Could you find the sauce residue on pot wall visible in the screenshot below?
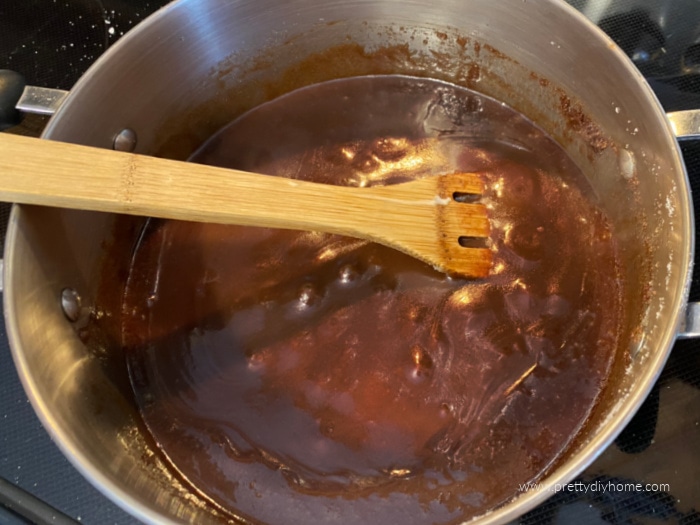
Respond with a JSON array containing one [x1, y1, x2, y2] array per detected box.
[[153, 28, 613, 167], [111, 76, 626, 525]]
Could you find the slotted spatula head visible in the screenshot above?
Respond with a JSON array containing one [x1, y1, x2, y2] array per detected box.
[[364, 171, 492, 279], [426, 172, 492, 278]]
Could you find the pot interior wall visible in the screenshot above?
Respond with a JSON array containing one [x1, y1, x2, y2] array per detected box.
[[5, 0, 690, 523]]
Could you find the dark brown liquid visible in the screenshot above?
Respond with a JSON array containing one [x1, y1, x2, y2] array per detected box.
[[121, 76, 623, 524]]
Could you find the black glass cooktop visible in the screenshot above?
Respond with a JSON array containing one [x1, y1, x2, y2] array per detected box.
[[0, 1, 699, 524]]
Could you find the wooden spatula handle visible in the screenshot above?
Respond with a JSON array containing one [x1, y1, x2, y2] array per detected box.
[[0, 133, 392, 233]]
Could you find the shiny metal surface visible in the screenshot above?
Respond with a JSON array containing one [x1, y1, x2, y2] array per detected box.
[[2, 0, 692, 524], [677, 302, 700, 339], [16, 86, 69, 115], [112, 128, 138, 152], [669, 110, 700, 140]]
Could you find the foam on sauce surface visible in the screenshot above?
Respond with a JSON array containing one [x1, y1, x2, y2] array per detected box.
[[120, 76, 624, 524]]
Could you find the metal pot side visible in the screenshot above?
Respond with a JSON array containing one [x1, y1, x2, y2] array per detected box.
[[3, 0, 692, 523]]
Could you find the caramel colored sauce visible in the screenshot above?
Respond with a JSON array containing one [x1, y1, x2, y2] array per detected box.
[[121, 76, 623, 524]]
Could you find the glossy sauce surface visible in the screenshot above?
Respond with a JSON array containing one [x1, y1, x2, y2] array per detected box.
[[121, 76, 624, 524]]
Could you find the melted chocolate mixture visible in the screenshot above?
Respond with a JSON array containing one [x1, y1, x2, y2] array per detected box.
[[121, 76, 624, 524]]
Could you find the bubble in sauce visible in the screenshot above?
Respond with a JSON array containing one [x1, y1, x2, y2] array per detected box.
[[146, 293, 158, 308], [297, 282, 322, 308], [338, 263, 360, 284], [407, 346, 435, 383]]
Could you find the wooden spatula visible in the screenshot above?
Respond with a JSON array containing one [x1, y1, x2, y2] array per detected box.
[[0, 133, 492, 278]]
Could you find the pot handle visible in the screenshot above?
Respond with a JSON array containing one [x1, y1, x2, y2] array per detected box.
[[678, 303, 700, 339], [668, 110, 700, 338], [0, 69, 69, 130], [668, 110, 700, 141]]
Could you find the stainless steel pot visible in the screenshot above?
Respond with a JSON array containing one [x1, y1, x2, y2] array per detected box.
[[3, 0, 699, 523]]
